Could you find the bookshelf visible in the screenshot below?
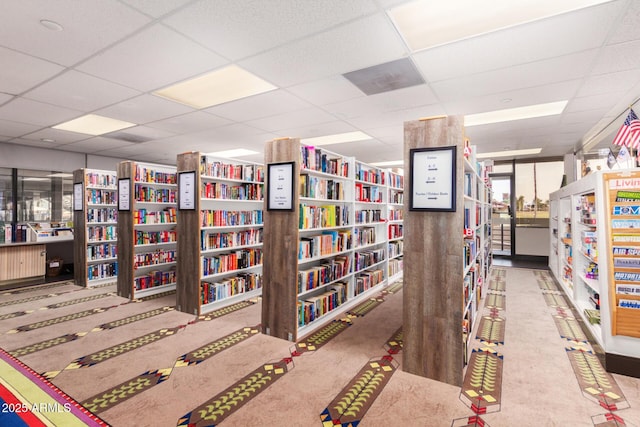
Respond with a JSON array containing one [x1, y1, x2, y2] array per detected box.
[[549, 170, 640, 377], [462, 143, 492, 365], [387, 170, 404, 285], [117, 161, 177, 300], [73, 168, 118, 288], [262, 138, 403, 342], [176, 152, 264, 315]]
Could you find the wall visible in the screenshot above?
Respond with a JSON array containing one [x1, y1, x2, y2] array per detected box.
[[515, 227, 549, 256], [0, 142, 125, 171]]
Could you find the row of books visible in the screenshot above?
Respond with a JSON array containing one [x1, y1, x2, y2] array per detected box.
[[201, 182, 263, 201], [298, 256, 350, 294], [88, 261, 118, 281], [134, 268, 176, 290], [389, 257, 403, 277], [298, 283, 346, 327], [299, 230, 351, 260], [354, 226, 376, 247], [135, 166, 176, 184], [354, 249, 385, 272], [134, 186, 177, 204], [464, 173, 473, 198], [355, 164, 384, 184], [134, 249, 176, 268], [200, 272, 263, 305], [389, 192, 404, 204], [0, 223, 12, 243], [389, 240, 403, 258], [134, 208, 177, 225], [464, 237, 480, 270], [299, 204, 349, 229], [135, 229, 177, 245], [389, 224, 403, 239], [463, 206, 481, 231], [87, 189, 117, 205], [355, 182, 383, 203], [87, 207, 117, 224], [355, 209, 382, 224], [200, 209, 263, 227], [300, 146, 350, 177], [200, 228, 263, 252], [87, 243, 117, 261], [200, 159, 264, 183], [299, 175, 346, 200], [388, 173, 403, 189], [88, 225, 117, 242], [86, 172, 116, 188], [581, 230, 597, 261], [202, 248, 263, 276], [389, 208, 403, 221], [354, 269, 384, 296]]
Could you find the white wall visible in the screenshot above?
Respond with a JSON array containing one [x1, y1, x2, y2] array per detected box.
[[515, 227, 550, 256], [0, 142, 125, 171]]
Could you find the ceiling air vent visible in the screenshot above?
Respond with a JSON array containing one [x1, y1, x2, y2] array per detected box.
[[104, 131, 152, 144], [342, 58, 425, 96]]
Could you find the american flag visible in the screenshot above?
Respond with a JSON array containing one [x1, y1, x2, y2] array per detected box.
[[612, 108, 640, 148]]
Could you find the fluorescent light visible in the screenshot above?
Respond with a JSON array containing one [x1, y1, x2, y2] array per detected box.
[[464, 101, 567, 127], [21, 177, 49, 182], [46, 173, 73, 178], [301, 131, 372, 147], [205, 148, 259, 158], [389, 0, 612, 52], [154, 65, 277, 109], [53, 114, 136, 135], [477, 148, 542, 159], [370, 160, 404, 167]]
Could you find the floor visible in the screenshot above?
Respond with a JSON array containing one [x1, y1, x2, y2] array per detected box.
[[0, 267, 639, 427]]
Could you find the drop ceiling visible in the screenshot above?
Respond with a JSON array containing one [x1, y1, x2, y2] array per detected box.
[[0, 0, 639, 166]]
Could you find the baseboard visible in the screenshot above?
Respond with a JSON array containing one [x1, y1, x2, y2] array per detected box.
[[605, 352, 640, 379]]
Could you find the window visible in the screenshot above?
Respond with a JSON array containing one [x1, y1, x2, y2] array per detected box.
[[514, 161, 564, 227], [16, 170, 73, 223], [0, 168, 12, 223]]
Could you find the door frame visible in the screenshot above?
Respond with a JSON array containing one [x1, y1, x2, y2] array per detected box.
[[490, 172, 515, 258]]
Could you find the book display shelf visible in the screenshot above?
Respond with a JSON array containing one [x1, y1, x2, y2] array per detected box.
[[549, 169, 640, 376], [387, 170, 404, 284], [176, 152, 264, 315], [73, 169, 118, 287], [262, 138, 404, 342], [462, 145, 492, 364], [117, 161, 177, 300]]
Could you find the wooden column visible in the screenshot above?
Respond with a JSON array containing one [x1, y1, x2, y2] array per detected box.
[[176, 152, 201, 315], [402, 117, 465, 386], [261, 138, 301, 341], [116, 161, 134, 299], [73, 169, 87, 287]]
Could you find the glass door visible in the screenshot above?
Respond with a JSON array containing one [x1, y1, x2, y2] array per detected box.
[[490, 174, 515, 257]]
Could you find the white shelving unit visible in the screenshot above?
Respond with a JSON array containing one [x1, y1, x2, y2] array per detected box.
[[73, 168, 118, 287]]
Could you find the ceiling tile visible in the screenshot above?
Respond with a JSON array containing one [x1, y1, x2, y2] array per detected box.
[[146, 111, 232, 134], [565, 91, 628, 113], [287, 76, 365, 106], [346, 104, 445, 129], [577, 69, 640, 97], [77, 24, 228, 92], [205, 90, 312, 122], [0, 119, 41, 138], [0, 47, 65, 95], [121, 0, 192, 18], [163, 0, 378, 60], [58, 136, 137, 153], [412, 1, 623, 82], [23, 70, 140, 112], [365, 124, 403, 140], [0, 1, 151, 66], [97, 94, 194, 125], [275, 121, 360, 140], [607, 0, 640, 44], [109, 125, 175, 141], [245, 108, 338, 133], [5, 138, 67, 149], [239, 13, 408, 87], [20, 128, 91, 144], [590, 39, 640, 75], [0, 94, 13, 106], [325, 84, 439, 120], [0, 98, 81, 127], [431, 50, 599, 101]]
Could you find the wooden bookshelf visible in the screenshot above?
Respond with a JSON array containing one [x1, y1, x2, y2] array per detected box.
[[117, 161, 177, 300], [176, 152, 264, 315], [73, 168, 118, 287]]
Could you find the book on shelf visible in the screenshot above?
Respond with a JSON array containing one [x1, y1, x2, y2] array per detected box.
[[200, 272, 263, 305], [298, 283, 347, 327], [297, 256, 350, 294], [299, 204, 349, 229], [201, 181, 263, 200], [200, 210, 263, 227], [300, 146, 349, 177]]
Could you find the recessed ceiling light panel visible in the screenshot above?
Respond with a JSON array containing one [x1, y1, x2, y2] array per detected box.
[[464, 101, 567, 127], [205, 148, 260, 158], [476, 148, 542, 158], [154, 65, 277, 109], [53, 114, 136, 136], [301, 131, 372, 147]]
